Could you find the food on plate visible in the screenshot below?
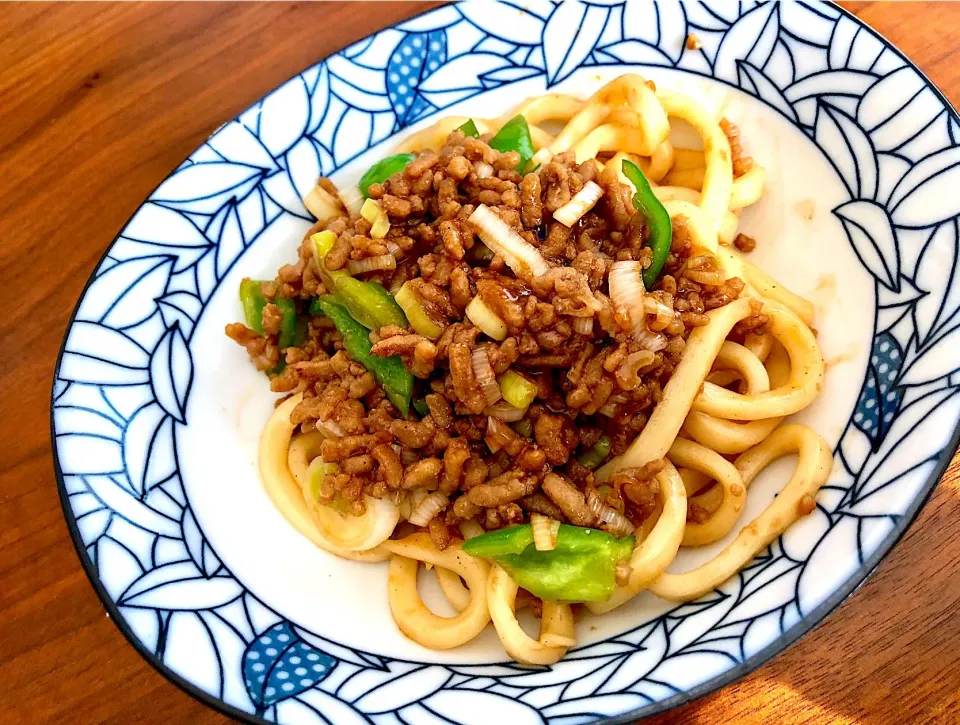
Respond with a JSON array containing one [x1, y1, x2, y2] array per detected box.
[[226, 74, 832, 664]]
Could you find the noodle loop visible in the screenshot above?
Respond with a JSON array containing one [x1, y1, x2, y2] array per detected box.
[[487, 564, 576, 665], [246, 74, 835, 663], [384, 534, 491, 650], [649, 425, 833, 601]]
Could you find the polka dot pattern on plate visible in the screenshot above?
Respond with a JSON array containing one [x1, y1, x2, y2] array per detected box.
[[241, 621, 336, 708], [854, 332, 903, 443], [387, 30, 446, 126]]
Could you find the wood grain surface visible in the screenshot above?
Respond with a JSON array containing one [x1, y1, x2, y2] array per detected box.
[[2, 2, 959, 723]]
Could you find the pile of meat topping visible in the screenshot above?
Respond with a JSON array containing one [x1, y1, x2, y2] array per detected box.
[[227, 129, 765, 550]]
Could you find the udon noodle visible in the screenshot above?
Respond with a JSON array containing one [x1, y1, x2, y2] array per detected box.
[[239, 74, 832, 664]]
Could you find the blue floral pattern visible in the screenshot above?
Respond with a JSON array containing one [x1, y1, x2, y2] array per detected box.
[[52, 2, 960, 723]]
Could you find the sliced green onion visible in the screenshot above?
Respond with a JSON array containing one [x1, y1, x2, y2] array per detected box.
[[303, 183, 342, 223], [339, 185, 365, 217], [498, 370, 537, 409], [311, 230, 349, 289], [531, 513, 561, 551], [346, 255, 396, 275], [465, 296, 507, 341], [469, 204, 549, 281], [239, 279, 267, 334], [395, 281, 445, 340], [307, 457, 349, 513], [307, 457, 339, 500], [578, 435, 612, 470], [553, 180, 603, 227]]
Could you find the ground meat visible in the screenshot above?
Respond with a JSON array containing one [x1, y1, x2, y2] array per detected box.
[[534, 412, 579, 465], [342, 454, 375, 475], [797, 493, 817, 516], [225, 323, 280, 371], [610, 461, 664, 524], [325, 232, 352, 271], [391, 418, 436, 448], [598, 166, 632, 232], [261, 304, 282, 336], [446, 154, 472, 181], [428, 516, 454, 550], [720, 118, 753, 178], [451, 471, 538, 520], [371, 444, 403, 489], [731, 298, 769, 338], [520, 173, 543, 229], [448, 339, 487, 415], [733, 233, 756, 253], [520, 493, 565, 521], [687, 499, 712, 524], [542, 473, 596, 526], [371, 332, 438, 378], [450, 267, 473, 311], [401, 458, 443, 489], [229, 122, 752, 535], [321, 433, 389, 463], [425, 393, 453, 429], [440, 437, 472, 494], [439, 220, 466, 261]]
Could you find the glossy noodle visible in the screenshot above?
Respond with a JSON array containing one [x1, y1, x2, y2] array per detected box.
[[240, 74, 833, 663]]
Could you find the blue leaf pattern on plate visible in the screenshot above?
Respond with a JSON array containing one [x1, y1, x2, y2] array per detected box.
[[244, 623, 335, 711], [50, 2, 960, 723], [387, 31, 446, 127], [854, 333, 904, 448]]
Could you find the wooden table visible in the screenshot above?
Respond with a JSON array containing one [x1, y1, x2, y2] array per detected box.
[[2, 2, 959, 723]]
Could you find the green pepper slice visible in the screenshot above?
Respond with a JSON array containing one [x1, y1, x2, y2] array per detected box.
[[239, 279, 268, 334], [622, 159, 673, 289], [512, 419, 533, 438], [275, 298, 297, 349], [359, 153, 416, 198], [462, 523, 635, 601], [412, 397, 430, 417], [293, 315, 309, 347], [333, 277, 408, 330], [310, 231, 407, 330], [577, 435, 611, 470], [312, 295, 413, 417], [489, 115, 535, 171], [457, 119, 480, 138]]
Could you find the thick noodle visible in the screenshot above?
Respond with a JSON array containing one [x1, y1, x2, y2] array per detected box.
[[259, 395, 392, 561], [586, 460, 688, 615], [383, 533, 491, 650], [683, 341, 789, 454], [252, 74, 834, 662], [649, 424, 833, 601], [667, 437, 747, 547]]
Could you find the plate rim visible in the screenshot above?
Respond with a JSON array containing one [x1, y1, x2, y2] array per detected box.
[[48, 2, 960, 723]]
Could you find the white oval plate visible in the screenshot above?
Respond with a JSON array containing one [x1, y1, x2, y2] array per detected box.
[[52, 2, 960, 723]]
